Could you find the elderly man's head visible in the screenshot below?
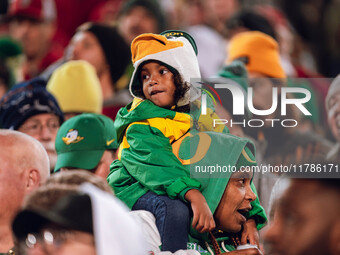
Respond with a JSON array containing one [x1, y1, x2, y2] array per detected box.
[[264, 177, 340, 255], [0, 78, 64, 171], [0, 130, 50, 213], [0, 130, 49, 252]]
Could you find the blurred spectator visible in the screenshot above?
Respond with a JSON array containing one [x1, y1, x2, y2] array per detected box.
[[69, 23, 131, 118], [6, 0, 63, 80], [0, 0, 9, 35], [89, 0, 123, 24], [12, 184, 148, 255], [0, 60, 11, 99], [54, 113, 118, 179], [323, 0, 340, 77], [253, 5, 296, 77], [264, 177, 340, 255], [174, 0, 226, 78], [253, 5, 329, 131], [0, 36, 22, 93], [47, 60, 103, 120], [226, 31, 332, 166], [116, 0, 166, 45], [226, 9, 277, 41], [278, 0, 337, 77], [326, 74, 340, 161], [207, 60, 249, 137], [226, 8, 324, 131], [52, 0, 111, 47], [0, 130, 49, 254], [204, 0, 240, 36], [0, 78, 64, 172]]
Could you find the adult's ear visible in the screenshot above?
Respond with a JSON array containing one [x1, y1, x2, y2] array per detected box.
[[94, 162, 110, 179], [25, 169, 41, 193], [329, 220, 340, 255]]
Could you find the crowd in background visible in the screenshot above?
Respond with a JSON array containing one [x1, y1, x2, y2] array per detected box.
[[0, 0, 340, 255]]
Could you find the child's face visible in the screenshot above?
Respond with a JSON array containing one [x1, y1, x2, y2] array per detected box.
[[141, 62, 176, 108]]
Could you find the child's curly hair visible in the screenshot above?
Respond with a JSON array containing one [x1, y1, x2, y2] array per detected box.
[[172, 70, 190, 113]]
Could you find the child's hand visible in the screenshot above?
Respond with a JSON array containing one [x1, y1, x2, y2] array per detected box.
[[184, 189, 215, 233], [241, 218, 259, 247]]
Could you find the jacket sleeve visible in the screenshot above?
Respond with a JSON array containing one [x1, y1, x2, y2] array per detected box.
[[107, 159, 148, 209], [120, 122, 201, 201]]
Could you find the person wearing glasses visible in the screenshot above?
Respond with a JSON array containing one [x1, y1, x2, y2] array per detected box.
[[0, 77, 64, 172]]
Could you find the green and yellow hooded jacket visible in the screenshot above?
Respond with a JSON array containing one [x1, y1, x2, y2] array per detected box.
[[107, 97, 267, 221], [107, 32, 266, 253], [179, 130, 266, 254]]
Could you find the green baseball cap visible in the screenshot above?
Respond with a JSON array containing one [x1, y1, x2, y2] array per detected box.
[[54, 113, 118, 172]]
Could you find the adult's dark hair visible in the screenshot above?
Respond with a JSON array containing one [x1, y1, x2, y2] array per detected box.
[[76, 23, 131, 87], [227, 10, 277, 40], [0, 60, 10, 90], [118, 0, 166, 32]]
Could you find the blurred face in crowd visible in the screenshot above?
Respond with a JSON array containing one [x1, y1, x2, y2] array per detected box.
[[248, 72, 286, 126], [118, 6, 159, 44], [248, 72, 276, 114], [8, 18, 55, 60], [18, 113, 60, 171], [214, 171, 256, 233], [22, 228, 96, 255], [264, 179, 340, 255], [327, 92, 340, 142], [70, 31, 108, 78]]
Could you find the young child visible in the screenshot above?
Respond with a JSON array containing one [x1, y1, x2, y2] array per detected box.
[[108, 31, 265, 252]]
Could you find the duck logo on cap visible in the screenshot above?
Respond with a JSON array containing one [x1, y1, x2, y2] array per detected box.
[[62, 129, 84, 145]]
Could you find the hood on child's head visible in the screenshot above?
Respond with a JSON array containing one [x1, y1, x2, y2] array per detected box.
[[129, 30, 201, 107]]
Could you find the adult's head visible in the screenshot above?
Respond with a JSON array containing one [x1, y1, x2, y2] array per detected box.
[[69, 22, 130, 97], [326, 74, 340, 143], [0, 130, 49, 252], [226, 10, 277, 40], [6, 0, 57, 61], [227, 31, 285, 79], [177, 131, 266, 252], [47, 60, 103, 120], [13, 184, 148, 255], [227, 31, 289, 126], [117, 0, 166, 44], [0, 77, 64, 171], [54, 113, 118, 179], [264, 178, 340, 255]]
